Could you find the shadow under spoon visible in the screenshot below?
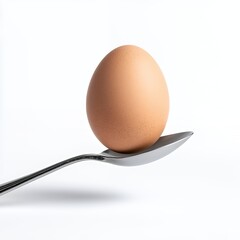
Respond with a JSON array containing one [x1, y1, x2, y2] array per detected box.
[[0, 131, 193, 196]]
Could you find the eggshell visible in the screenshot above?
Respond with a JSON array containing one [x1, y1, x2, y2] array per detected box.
[[86, 45, 169, 153]]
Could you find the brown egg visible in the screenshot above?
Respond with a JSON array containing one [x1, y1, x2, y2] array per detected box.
[[86, 45, 169, 153]]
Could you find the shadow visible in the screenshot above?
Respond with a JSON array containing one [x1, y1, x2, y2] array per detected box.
[[0, 186, 130, 207]]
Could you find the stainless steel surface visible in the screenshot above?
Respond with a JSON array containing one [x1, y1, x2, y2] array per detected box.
[[0, 131, 193, 196]]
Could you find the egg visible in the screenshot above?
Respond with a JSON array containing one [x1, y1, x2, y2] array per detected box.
[[86, 45, 169, 153]]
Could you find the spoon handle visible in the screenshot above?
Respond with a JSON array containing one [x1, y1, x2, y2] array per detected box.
[[0, 154, 104, 196]]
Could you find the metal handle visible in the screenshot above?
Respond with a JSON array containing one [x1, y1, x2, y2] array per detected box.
[[0, 154, 104, 196]]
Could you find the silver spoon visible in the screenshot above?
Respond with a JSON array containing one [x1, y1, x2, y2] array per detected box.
[[0, 131, 193, 196]]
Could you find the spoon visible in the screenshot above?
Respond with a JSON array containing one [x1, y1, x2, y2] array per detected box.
[[0, 131, 193, 196]]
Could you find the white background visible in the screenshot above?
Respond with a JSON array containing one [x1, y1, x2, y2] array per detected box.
[[1, 0, 240, 239]]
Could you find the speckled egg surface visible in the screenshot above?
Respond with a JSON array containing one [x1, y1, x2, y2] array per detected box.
[[86, 45, 169, 153]]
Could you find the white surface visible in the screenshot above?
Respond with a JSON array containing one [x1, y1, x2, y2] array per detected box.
[[0, 0, 240, 239]]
